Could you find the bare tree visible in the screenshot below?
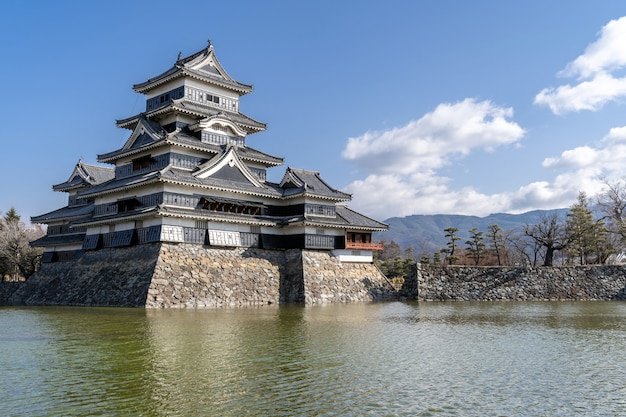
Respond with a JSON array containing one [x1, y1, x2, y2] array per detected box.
[[0, 208, 44, 280], [506, 228, 543, 267], [597, 178, 626, 247], [524, 212, 570, 267]]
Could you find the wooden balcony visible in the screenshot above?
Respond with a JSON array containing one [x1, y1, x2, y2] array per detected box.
[[345, 241, 385, 251]]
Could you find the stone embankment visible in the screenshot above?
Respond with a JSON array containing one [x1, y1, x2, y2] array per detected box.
[[4, 244, 626, 307], [404, 264, 626, 301], [301, 250, 396, 304], [1, 243, 393, 307]]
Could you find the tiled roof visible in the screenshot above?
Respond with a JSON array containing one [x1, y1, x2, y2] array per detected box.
[[132, 42, 253, 95], [31, 204, 94, 223], [30, 233, 85, 247], [115, 99, 266, 132], [53, 161, 114, 191], [73, 206, 159, 227], [300, 206, 387, 231], [161, 168, 282, 198], [280, 167, 351, 201], [77, 170, 160, 198], [335, 205, 388, 230], [83, 164, 116, 184]]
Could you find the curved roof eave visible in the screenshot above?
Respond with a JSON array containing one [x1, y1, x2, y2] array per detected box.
[[132, 67, 253, 95], [160, 177, 282, 200], [158, 206, 277, 227], [78, 176, 161, 199], [280, 192, 351, 202], [97, 139, 168, 163], [116, 104, 266, 133], [75, 207, 160, 227]]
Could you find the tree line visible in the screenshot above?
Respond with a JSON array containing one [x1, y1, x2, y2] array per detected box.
[[0, 208, 44, 281], [376, 180, 626, 277]]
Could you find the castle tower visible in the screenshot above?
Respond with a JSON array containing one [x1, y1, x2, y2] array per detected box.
[[32, 41, 387, 264]]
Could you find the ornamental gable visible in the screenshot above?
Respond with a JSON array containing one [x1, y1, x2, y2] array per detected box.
[[122, 118, 166, 152], [194, 147, 264, 188]]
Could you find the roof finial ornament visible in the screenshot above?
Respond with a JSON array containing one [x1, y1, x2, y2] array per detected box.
[[207, 38, 212, 48], [177, 51, 181, 61]]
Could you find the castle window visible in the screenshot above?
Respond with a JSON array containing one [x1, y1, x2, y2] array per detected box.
[[305, 204, 335, 217], [132, 155, 152, 171], [117, 198, 139, 213]]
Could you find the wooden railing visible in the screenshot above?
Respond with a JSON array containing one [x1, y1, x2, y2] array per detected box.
[[345, 242, 384, 251]]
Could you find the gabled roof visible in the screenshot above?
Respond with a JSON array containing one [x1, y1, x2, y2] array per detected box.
[[120, 117, 166, 152], [52, 160, 114, 192], [279, 167, 351, 201], [194, 146, 264, 187], [132, 41, 253, 95]]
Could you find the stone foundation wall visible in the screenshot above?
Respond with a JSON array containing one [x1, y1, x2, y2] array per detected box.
[[11, 245, 624, 307], [147, 245, 285, 308], [1, 244, 394, 307], [408, 264, 626, 301], [6, 244, 160, 306], [301, 250, 395, 304]]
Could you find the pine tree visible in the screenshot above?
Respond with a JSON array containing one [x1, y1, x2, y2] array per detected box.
[[566, 192, 599, 265], [443, 227, 460, 265], [487, 224, 505, 265], [465, 228, 485, 265]]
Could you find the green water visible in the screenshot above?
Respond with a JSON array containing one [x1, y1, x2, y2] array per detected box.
[[1, 302, 624, 416]]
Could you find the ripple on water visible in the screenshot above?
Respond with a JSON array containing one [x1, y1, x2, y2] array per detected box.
[[0, 302, 625, 416]]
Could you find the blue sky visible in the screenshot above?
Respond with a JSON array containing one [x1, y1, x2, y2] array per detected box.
[[2, 1, 626, 223]]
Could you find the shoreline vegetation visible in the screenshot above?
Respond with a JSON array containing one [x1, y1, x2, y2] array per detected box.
[[0, 208, 44, 282]]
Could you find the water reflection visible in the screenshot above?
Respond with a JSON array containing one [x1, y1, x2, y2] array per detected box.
[[0, 302, 625, 416]]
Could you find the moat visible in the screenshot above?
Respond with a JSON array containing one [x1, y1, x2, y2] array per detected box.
[[1, 301, 624, 416]]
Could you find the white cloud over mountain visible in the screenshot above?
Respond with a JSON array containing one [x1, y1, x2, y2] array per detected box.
[[535, 16, 626, 115], [342, 16, 626, 220]]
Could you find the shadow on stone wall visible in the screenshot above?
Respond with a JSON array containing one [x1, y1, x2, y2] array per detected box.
[[5, 244, 160, 307]]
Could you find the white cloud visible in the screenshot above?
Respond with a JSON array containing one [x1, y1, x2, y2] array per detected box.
[[342, 98, 524, 176], [542, 146, 598, 169], [342, 99, 626, 219], [535, 16, 626, 115]]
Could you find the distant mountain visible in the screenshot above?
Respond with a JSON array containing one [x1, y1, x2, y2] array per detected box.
[[374, 209, 569, 254]]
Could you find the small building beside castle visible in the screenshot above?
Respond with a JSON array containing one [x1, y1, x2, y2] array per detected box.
[[22, 41, 392, 307]]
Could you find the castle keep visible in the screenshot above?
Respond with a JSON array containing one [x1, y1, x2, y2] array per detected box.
[[24, 41, 392, 307]]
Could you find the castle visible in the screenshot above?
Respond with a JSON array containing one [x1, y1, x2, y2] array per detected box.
[[24, 41, 392, 307], [32, 40, 387, 263]]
